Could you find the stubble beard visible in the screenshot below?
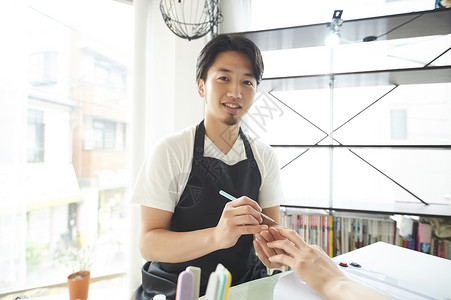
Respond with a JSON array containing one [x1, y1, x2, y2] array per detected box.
[[222, 115, 239, 126]]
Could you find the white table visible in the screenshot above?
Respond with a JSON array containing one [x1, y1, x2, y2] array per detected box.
[[332, 241, 451, 299], [205, 242, 451, 300]]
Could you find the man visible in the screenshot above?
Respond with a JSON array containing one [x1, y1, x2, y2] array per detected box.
[[131, 34, 283, 299]]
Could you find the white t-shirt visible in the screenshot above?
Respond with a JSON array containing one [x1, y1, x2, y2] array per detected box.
[[130, 124, 283, 212]]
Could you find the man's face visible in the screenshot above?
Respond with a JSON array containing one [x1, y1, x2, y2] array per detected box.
[[198, 51, 257, 127]]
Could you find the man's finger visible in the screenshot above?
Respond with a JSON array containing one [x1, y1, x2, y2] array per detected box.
[[233, 205, 263, 223], [238, 224, 268, 235], [253, 239, 271, 266], [230, 196, 262, 212], [255, 232, 277, 259]]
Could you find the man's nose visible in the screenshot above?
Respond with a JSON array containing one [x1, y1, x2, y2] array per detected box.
[[227, 82, 242, 99]]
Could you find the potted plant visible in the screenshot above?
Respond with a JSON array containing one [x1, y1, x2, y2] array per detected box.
[[55, 233, 94, 300], [66, 246, 93, 300]]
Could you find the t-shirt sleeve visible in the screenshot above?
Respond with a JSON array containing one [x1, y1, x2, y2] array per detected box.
[[257, 144, 285, 209], [129, 139, 184, 213]]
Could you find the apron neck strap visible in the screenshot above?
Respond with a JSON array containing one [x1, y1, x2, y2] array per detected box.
[[193, 120, 255, 161]]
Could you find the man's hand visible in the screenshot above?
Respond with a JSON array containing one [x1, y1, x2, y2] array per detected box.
[[214, 196, 268, 249]]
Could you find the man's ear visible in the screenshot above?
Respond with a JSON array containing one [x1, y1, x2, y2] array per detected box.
[[197, 79, 205, 97]]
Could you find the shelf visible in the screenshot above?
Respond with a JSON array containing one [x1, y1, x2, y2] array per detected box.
[[241, 9, 451, 51], [259, 66, 451, 91], [259, 65, 451, 91], [241, 9, 451, 92], [281, 202, 451, 218], [270, 145, 451, 149]]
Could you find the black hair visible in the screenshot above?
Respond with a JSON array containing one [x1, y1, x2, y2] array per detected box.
[[196, 34, 264, 85]]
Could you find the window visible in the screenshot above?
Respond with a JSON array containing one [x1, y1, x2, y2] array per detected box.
[[27, 109, 45, 162], [391, 109, 407, 139], [84, 118, 125, 151], [93, 54, 127, 88], [0, 0, 133, 295], [28, 51, 58, 86], [241, 2, 451, 209]]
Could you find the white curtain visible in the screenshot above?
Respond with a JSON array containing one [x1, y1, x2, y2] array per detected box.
[[129, 0, 206, 293]]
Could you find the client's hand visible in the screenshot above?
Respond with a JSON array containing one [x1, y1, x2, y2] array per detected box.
[[264, 228, 392, 300], [254, 226, 287, 269], [265, 227, 344, 296]]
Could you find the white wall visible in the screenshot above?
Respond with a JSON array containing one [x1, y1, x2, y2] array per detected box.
[[173, 36, 206, 131], [145, 1, 205, 145]]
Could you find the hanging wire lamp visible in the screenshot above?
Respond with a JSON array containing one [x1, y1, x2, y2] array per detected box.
[[160, 0, 223, 41]]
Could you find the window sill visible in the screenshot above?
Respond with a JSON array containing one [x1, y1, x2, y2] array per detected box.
[[1, 272, 128, 300]]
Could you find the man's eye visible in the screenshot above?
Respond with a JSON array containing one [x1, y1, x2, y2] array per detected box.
[[243, 80, 254, 86], [218, 76, 229, 81]]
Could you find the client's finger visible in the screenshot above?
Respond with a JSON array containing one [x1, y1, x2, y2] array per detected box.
[[277, 228, 308, 249], [268, 253, 294, 268], [267, 239, 299, 258], [268, 227, 288, 255]]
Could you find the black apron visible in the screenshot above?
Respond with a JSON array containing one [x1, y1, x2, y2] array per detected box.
[[135, 120, 267, 300]]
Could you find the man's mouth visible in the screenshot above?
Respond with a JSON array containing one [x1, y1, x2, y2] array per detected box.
[[223, 103, 241, 114], [224, 103, 240, 109]]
